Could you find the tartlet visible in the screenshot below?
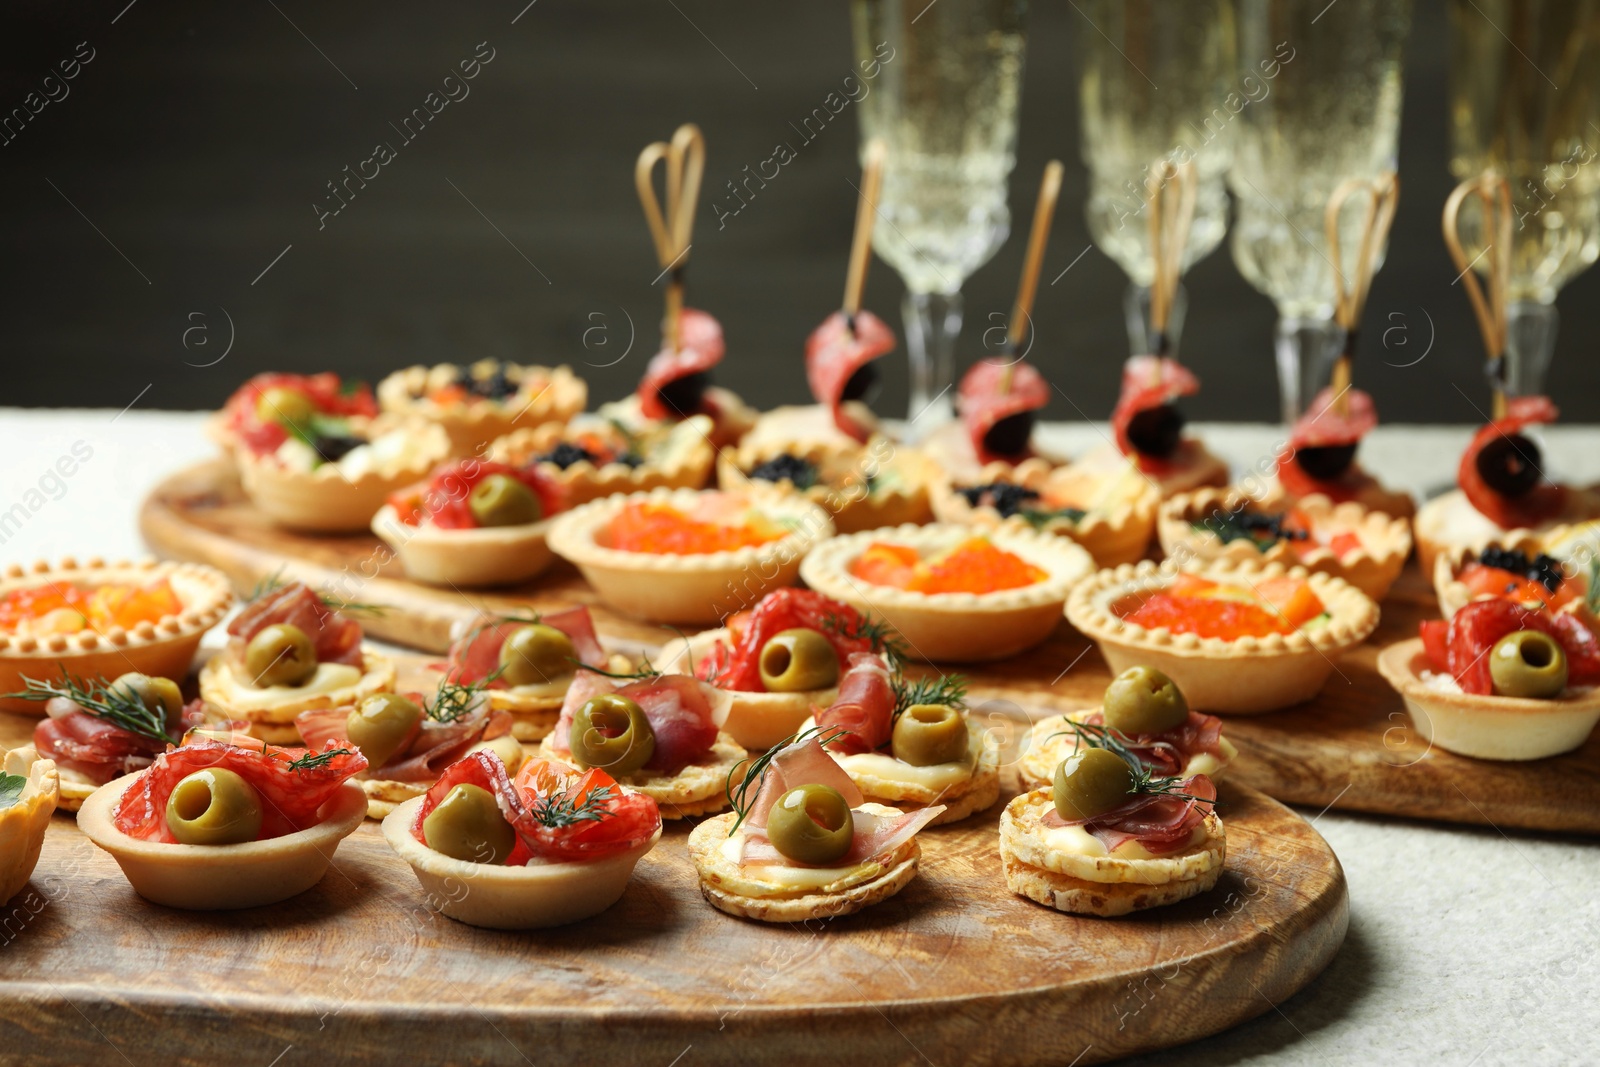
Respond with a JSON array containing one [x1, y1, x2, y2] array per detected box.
[[1430, 533, 1589, 621], [1157, 488, 1412, 601], [1065, 559, 1380, 714], [0, 757, 58, 904], [488, 414, 716, 508], [718, 432, 933, 534], [547, 487, 835, 625], [377, 361, 587, 457], [799, 523, 1095, 663], [0, 558, 233, 714]]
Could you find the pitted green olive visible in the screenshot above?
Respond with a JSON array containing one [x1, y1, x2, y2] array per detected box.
[[1052, 748, 1136, 823], [468, 474, 541, 528], [345, 693, 424, 769], [891, 703, 969, 766], [1102, 665, 1189, 735], [165, 768, 264, 845], [758, 628, 840, 692], [766, 784, 854, 865], [244, 623, 318, 688], [1489, 629, 1568, 700], [256, 386, 314, 427], [569, 694, 655, 775], [421, 783, 517, 865], [497, 623, 576, 688], [111, 672, 183, 728]]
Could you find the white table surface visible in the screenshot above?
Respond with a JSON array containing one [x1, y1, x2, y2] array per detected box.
[[3, 408, 1598, 1067]]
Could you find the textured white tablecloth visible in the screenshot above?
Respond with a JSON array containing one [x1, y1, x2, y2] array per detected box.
[[2, 408, 1597, 1067]]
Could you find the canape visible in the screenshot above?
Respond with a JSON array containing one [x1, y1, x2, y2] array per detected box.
[[658, 588, 899, 751], [376, 360, 586, 457], [0, 757, 58, 904], [1263, 386, 1415, 518], [1019, 666, 1236, 791], [919, 357, 1066, 480], [198, 580, 395, 744], [537, 668, 744, 819], [438, 606, 634, 741], [548, 487, 834, 625], [77, 738, 368, 909], [1073, 356, 1229, 499], [385, 752, 660, 929], [373, 457, 568, 588], [687, 732, 944, 923], [488, 413, 716, 508], [718, 430, 933, 535], [597, 308, 757, 450], [1000, 746, 1223, 917], [0, 558, 232, 714], [1378, 598, 1600, 760], [1066, 559, 1379, 714], [1158, 488, 1411, 601], [208, 371, 379, 459], [803, 657, 1000, 826], [1431, 534, 1595, 621], [799, 523, 1094, 663], [930, 456, 1160, 568]]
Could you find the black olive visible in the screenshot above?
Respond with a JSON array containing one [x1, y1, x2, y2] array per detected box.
[[1125, 404, 1185, 458], [955, 481, 1040, 519], [655, 370, 711, 418], [464, 361, 518, 400], [981, 411, 1035, 460], [1478, 546, 1565, 592], [616, 452, 645, 468], [1292, 443, 1358, 480], [748, 454, 818, 490], [839, 361, 881, 405], [1474, 433, 1543, 498], [536, 442, 600, 470], [312, 434, 364, 463]]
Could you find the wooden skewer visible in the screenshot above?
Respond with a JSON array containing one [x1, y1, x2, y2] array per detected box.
[[1324, 170, 1400, 407], [1145, 158, 1198, 359], [1006, 160, 1065, 352], [843, 139, 886, 322], [634, 123, 706, 353], [1443, 172, 1514, 419]]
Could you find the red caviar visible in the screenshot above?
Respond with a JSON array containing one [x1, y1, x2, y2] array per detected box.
[[607, 502, 785, 555], [850, 537, 1047, 595], [0, 579, 182, 636], [1118, 574, 1326, 639]]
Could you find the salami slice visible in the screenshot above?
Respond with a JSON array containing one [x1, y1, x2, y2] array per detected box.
[[958, 357, 1050, 465], [1458, 395, 1566, 529], [1110, 355, 1199, 467], [805, 310, 896, 442], [637, 308, 727, 421]]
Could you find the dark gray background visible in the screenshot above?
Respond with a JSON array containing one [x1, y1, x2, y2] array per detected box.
[[3, 0, 1597, 423]]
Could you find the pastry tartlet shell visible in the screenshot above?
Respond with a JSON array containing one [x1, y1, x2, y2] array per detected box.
[[718, 435, 933, 535], [0, 755, 58, 904], [371, 504, 557, 589], [377, 362, 587, 457], [5, 744, 91, 812], [1413, 487, 1600, 577], [489, 415, 716, 508], [1430, 531, 1552, 620]]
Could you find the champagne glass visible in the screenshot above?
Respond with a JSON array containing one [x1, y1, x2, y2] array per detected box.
[[1075, 0, 1237, 358], [1229, 0, 1411, 424], [1449, 0, 1600, 398], [851, 0, 1028, 432]]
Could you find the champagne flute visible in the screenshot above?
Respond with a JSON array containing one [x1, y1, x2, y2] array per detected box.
[[850, 0, 1028, 432], [1075, 0, 1237, 358], [1229, 0, 1411, 424], [1449, 0, 1600, 398]]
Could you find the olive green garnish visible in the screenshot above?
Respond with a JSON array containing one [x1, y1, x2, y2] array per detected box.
[[109, 672, 184, 728], [497, 623, 577, 688], [256, 386, 314, 427], [468, 474, 542, 528], [758, 628, 841, 692], [569, 693, 655, 775], [165, 768, 265, 845], [765, 783, 854, 865], [1052, 748, 1135, 823], [244, 623, 318, 688], [891, 703, 969, 766], [421, 783, 517, 864], [345, 693, 424, 768], [1101, 665, 1189, 735], [1489, 630, 1568, 700]]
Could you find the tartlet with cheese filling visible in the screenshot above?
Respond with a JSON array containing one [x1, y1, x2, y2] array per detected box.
[[377, 360, 586, 458], [488, 413, 716, 508]]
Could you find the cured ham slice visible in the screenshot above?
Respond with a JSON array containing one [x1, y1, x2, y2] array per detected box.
[[740, 736, 865, 831], [1420, 599, 1600, 696], [1077, 710, 1225, 778], [637, 308, 727, 421], [112, 739, 367, 842], [1041, 774, 1216, 856], [805, 310, 896, 443], [33, 695, 209, 787], [549, 673, 728, 775], [697, 589, 878, 693], [443, 606, 608, 687], [228, 582, 363, 667], [294, 692, 513, 784], [959, 358, 1050, 465], [1457, 395, 1566, 530], [1110, 355, 1200, 469], [221, 372, 378, 456], [815, 652, 895, 755], [741, 805, 944, 867]]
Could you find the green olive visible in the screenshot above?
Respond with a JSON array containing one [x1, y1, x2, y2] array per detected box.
[[758, 628, 841, 692], [1052, 748, 1136, 823], [256, 386, 314, 427], [1101, 665, 1190, 734], [766, 784, 854, 865], [468, 474, 541, 527], [1489, 629, 1568, 700], [165, 768, 264, 845], [497, 624, 576, 687], [421, 783, 517, 865], [569, 694, 655, 775], [110, 672, 183, 729], [892, 703, 970, 766], [244, 623, 318, 688], [345, 693, 424, 768]]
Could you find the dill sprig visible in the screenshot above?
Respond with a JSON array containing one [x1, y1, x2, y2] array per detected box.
[[575, 658, 660, 681], [821, 611, 907, 670], [246, 568, 387, 617], [427, 667, 501, 723], [1020, 505, 1086, 529], [1047, 720, 1211, 804], [724, 724, 848, 836], [288, 746, 353, 771], [0, 772, 28, 810], [891, 672, 967, 720], [7, 673, 170, 744], [526, 782, 616, 829]]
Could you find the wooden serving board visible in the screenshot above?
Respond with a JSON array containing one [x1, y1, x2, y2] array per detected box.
[[139, 459, 1600, 834]]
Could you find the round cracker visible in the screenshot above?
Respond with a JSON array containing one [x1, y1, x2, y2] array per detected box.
[[1000, 848, 1223, 917], [1001, 789, 1225, 885]]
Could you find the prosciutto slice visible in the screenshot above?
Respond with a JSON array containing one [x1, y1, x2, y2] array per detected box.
[[637, 308, 727, 421], [958, 357, 1050, 465], [815, 653, 895, 755], [805, 310, 896, 443], [443, 606, 608, 688], [1457, 395, 1566, 530], [294, 691, 513, 784], [1076, 710, 1225, 778], [228, 582, 363, 667], [1041, 774, 1216, 856], [697, 589, 877, 693], [549, 673, 728, 775], [1276, 387, 1380, 502], [33, 696, 209, 787], [1110, 355, 1200, 468]]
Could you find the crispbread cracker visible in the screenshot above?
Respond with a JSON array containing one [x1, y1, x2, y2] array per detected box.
[[1000, 850, 1222, 917]]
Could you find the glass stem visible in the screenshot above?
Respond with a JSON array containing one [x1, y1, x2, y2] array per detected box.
[[1502, 301, 1559, 398], [1124, 282, 1188, 358], [1273, 317, 1346, 425], [902, 289, 963, 436]]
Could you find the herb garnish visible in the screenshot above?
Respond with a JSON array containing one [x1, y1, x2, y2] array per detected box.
[[821, 611, 907, 670], [288, 747, 354, 771], [6, 674, 170, 745], [427, 668, 501, 723], [1047, 719, 1210, 804], [574, 659, 660, 681], [247, 569, 388, 617], [1195, 504, 1306, 550], [724, 725, 848, 835], [891, 672, 967, 720], [526, 782, 616, 828], [0, 772, 28, 810]]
